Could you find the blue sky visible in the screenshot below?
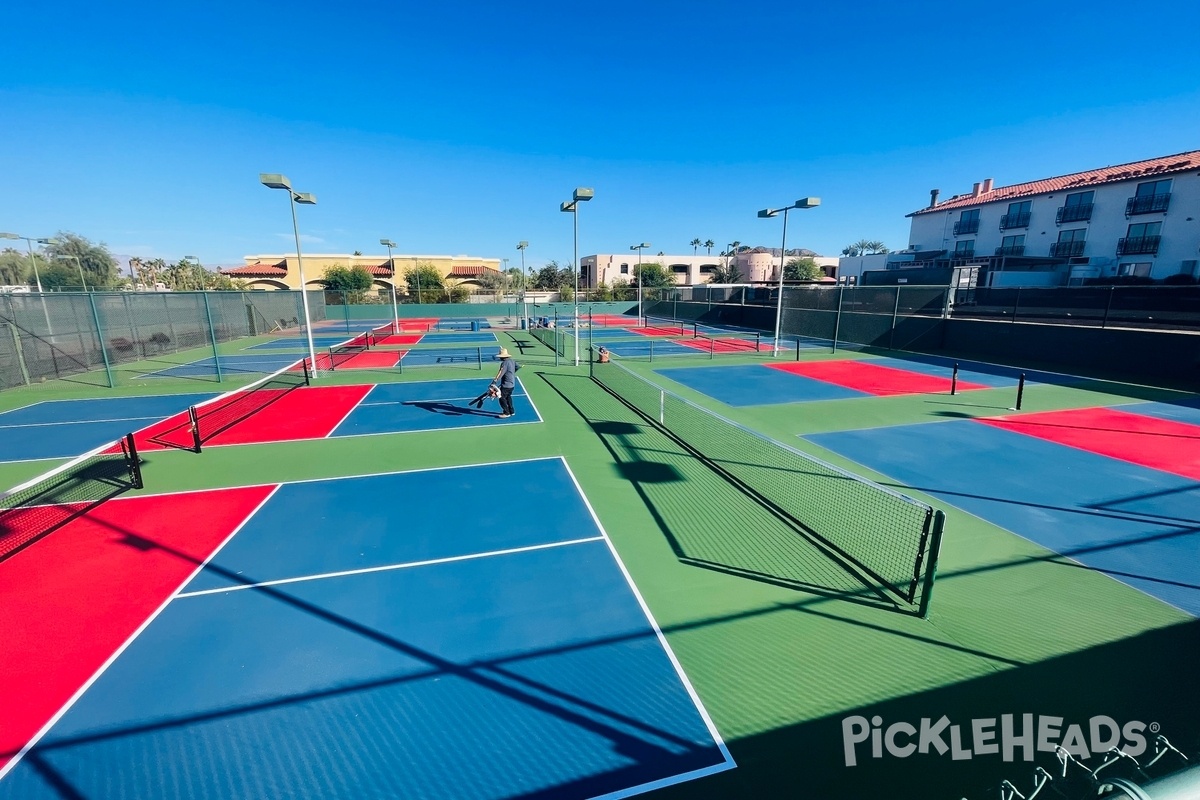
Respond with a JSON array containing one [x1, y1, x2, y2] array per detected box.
[[2, 0, 1199, 271]]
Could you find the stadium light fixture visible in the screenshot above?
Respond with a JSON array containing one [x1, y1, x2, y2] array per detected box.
[[517, 241, 529, 325], [260, 173, 319, 377], [380, 238, 400, 333], [560, 188, 593, 367], [629, 242, 651, 326], [758, 198, 820, 356]]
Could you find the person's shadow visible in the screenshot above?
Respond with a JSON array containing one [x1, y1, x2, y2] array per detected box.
[[402, 400, 498, 417]]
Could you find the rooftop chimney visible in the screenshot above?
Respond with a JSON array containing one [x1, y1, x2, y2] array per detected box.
[[982, 178, 994, 193], [929, 188, 940, 208], [972, 182, 982, 198]]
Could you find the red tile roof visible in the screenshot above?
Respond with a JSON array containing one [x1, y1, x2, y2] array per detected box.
[[449, 265, 496, 277], [909, 149, 1200, 216], [357, 263, 394, 277], [220, 262, 287, 276]]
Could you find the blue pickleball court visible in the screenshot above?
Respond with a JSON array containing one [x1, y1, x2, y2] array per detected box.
[[0, 459, 732, 799]]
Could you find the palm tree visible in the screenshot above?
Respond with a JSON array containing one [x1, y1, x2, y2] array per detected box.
[[690, 238, 701, 255], [704, 239, 714, 255]]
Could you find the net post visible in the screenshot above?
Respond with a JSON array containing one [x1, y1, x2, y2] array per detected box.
[[659, 389, 664, 425], [1015, 373, 1026, 410], [477, 347, 483, 370], [832, 285, 844, 354], [951, 362, 959, 395], [302, 357, 311, 385], [123, 432, 144, 489], [709, 335, 715, 359], [189, 406, 202, 452], [917, 510, 945, 619], [327, 346, 337, 371]]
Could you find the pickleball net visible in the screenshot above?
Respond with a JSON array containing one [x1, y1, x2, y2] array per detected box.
[[187, 360, 310, 451], [1, 433, 143, 561], [590, 358, 944, 615]]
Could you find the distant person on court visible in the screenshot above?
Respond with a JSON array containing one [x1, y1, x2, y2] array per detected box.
[[596, 345, 610, 363], [491, 347, 520, 418]]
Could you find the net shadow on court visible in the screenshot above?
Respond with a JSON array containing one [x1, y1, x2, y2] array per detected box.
[[537, 371, 906, 614]]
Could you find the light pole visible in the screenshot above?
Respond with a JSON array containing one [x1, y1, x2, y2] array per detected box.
[[560, 188, 593, 367], [2, 232, 57, 337], [260, 173, 319, 377], [380, 238, 399, 333], [758, 198, 820, 356], [57, 254, 87, 291], [629, 242, 650, 326], [517, 241, 529, 326]]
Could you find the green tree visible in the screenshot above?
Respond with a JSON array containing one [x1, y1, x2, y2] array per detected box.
[[610, 279, 633, 301], [709, 262, 744, 283], [37, 262, 82, 291], [704, 239, 715, 255], [0, 249, 28, 285], [44, 233, 119, 289], [784, 257, 824, 281], [592, 280, 613, 302], [405, 262, 444, 304], [634, 262, 674, 289], [690, 238, 702, 254], [323, 264, 375, 303], [842, 239, 890, 257]]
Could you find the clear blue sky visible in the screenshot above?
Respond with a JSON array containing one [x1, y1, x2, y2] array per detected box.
[[2, 0, 1199, 271]]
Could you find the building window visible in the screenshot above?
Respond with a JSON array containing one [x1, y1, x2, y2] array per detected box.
[[1050, 229, 1086, 258], [620, 264, 629, 274], [1126, 179, 1172, 215], [1057, 191, 1094, 224], [1117, 221, 1161, 256], [996, 235, 1025, 256], [1117, 262, 1152, 278], [953, 209, 980, 236], [1000, 201, 1031, 230], [954, 240, 975, 258], [699, 265, 717, 274]]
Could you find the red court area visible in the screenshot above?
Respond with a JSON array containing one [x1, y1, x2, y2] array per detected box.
[[398, 317, 439, 332], [135, 384, 374, 451], [768, 359, 989, 396], [979, 407, 1200, 481], [315, 350, 402, 370], [0, 486, 274, 770], [589, 314, 638, 326], [636, 323, 691, 337], [373, 333, 423, 346], [678, 337, 761, 354]]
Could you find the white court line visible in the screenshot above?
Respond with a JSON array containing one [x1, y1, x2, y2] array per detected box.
[[557, 457, 737, 795], [177, 536, 604, 599], [0, 414, 166, 430], [0, 485, 282, 783]]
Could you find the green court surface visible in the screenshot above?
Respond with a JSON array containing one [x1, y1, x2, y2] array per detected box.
[[3, 327, 1197, 799]]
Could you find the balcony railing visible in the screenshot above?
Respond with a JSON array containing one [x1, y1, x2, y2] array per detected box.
[[999, 212, 1031, 230], [953, 219, 980, 235], [1125, 193, 1170, 216], [952, 249, 976, 260], [1116, 235, 1161, 255], [1056, 203, 1093, 224], [1049, 240, 1086, 258], [995, 245, 1026, 256]]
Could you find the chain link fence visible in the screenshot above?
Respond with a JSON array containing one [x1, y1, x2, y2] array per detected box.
[[0, 291, 326, 390]]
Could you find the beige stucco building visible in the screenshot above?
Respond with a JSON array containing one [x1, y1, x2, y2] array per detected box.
[[221, 253, 502, 292], [581, 251, 839, 287]]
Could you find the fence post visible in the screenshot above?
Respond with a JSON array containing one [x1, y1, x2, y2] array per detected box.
[[88, 293, 115, 388], [659, 390, 664, 425], [202, 291, 223, 383], [6, 323, 32, 386], [1012, 286, 1021, 323], [1102, 285, 1115, 329], [889, 286, 901, 350], [831, 286, 845, 353]]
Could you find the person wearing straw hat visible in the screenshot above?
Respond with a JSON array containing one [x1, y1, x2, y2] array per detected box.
[[491, 347, 520, 418]]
